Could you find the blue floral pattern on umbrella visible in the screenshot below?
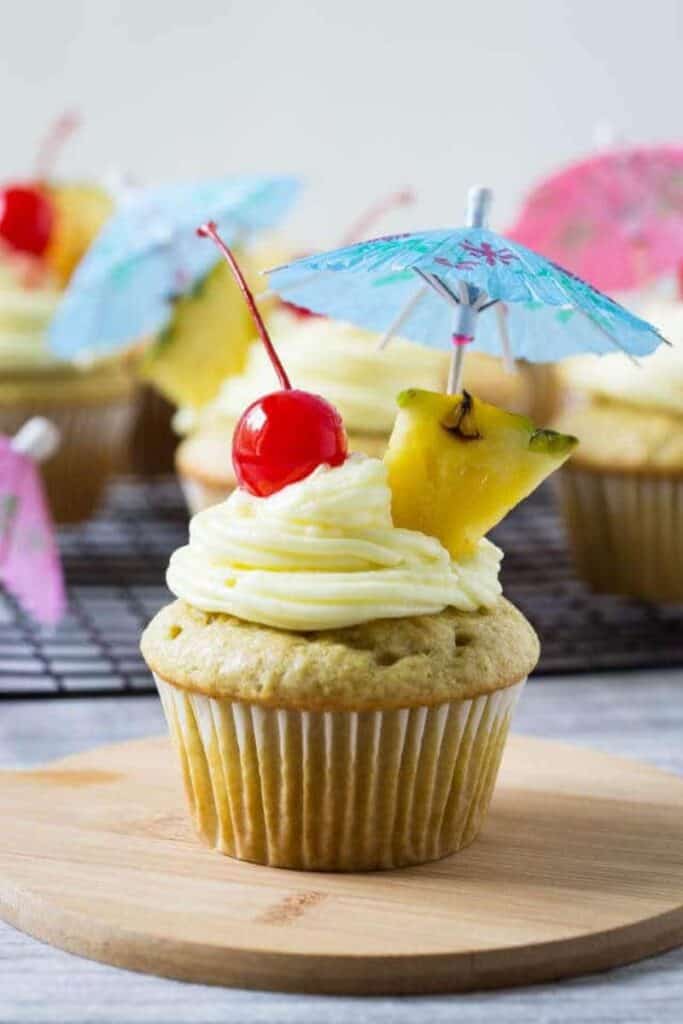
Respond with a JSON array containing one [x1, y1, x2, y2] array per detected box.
[[267, 225, 665, 363], [50, 175, 301, 360]]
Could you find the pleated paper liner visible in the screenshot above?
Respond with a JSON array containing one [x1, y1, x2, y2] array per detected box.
[[155, 674, 525, 872], [557, 466, 683, 603], [0, 396, 136, 523]]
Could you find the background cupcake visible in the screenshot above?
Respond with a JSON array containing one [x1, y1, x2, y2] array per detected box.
[[0, 139, 139, 522], [554, 303, 683, 601], [175, 310, 448, 512]]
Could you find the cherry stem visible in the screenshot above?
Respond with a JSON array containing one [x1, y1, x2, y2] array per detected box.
[[197, 221, 292, 390], [34, 111, 81, 181], [340, 187, 416, 247]]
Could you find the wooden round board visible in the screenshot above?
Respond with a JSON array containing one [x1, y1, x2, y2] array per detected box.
[[1, 734, 682, 995]]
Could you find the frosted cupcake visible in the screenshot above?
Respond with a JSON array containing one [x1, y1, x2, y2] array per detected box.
[[141, 226, 576, 870], [0, 245, 136, 523], [554, 300, 683, 601], [142, 456, 538, 870], [175, 310, 447, 512]]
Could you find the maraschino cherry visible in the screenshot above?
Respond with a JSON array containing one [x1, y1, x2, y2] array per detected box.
[[0, 186, 53, 257], [0, 112, 79, 258], [197, 221, 348, 498]]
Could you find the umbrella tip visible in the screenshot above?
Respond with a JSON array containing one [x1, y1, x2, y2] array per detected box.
[[11, 417, 61, 463], [466, 186, 493, 228]]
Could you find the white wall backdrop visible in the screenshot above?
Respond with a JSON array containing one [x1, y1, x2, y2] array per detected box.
[[1, 0, 681, 244]]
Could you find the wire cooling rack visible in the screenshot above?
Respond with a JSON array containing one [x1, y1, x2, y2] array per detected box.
[[1, 477, 682, 697]]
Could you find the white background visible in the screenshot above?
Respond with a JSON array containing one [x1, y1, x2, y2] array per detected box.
[[1, 0, 681, 244]]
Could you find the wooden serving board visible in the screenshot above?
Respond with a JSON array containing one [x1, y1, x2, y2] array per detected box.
[[1, 734, 682, 995]]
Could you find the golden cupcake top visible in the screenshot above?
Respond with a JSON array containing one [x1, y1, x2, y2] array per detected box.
[[554, 401, 683, 474], [556, 300, 683, 472], [142, 597, 539, 709]]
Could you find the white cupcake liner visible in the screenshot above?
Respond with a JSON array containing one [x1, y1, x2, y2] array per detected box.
[[155, 674, 525, 872], [557, 466, 683, 603]]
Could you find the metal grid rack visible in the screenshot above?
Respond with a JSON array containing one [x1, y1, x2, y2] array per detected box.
[[1, 478, 682, 697]]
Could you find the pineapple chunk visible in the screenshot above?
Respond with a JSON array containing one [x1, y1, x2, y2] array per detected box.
[[140, 238, 292, 409], [385, 389, 577, 558], [140, 259, 255, 409], [45, 183, 114, 285]]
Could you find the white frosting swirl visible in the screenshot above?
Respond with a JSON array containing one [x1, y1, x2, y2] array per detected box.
[[178, 311, 447, 436], [167, 455, 502, 631], [561, 300, 683, 415], [0, 254, 61, 367]]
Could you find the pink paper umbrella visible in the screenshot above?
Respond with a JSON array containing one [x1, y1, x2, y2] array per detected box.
[[0, 419, 66, 626], [510, 145, 683, 293]]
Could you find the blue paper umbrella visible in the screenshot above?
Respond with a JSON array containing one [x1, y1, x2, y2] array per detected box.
[[267, 187, 665, 392], [50, 175, 300, 359]]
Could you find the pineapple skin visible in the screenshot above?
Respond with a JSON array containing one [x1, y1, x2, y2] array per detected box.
[[385, 389, 577, 559]]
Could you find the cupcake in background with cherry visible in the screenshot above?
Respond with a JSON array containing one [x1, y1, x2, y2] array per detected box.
[[141, 223, 577, 871], [0, 114, 136, 522]]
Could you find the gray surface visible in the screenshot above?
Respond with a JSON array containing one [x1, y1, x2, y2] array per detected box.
[[0, 671, 682, 1024]]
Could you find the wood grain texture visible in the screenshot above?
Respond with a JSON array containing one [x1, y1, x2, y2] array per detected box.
[[0, 676, 682, 1024], [0, 730, 682, 997]]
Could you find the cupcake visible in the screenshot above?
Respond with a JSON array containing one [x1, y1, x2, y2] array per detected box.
[[142, 457, 538, 871], [141, 230, 576, 870], [0, 247, 136, 523], [0, 167, 138, 522], [174, 309, 447, 513], [554, 299, 683, 602]]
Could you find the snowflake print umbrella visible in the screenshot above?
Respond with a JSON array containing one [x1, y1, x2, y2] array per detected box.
[[267, 186, 666, 393]]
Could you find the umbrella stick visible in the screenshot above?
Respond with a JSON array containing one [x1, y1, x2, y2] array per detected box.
[[448, 343, 466, 394], [446, 185, 492, 393]]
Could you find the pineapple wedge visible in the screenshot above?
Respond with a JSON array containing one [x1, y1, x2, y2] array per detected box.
[[45, 183, 113, 285], [140, 259, 255, 409], [385, 389, 577, 559], [140, 239, 291, 409]]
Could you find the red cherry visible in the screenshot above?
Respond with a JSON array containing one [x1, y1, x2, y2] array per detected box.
[[0, 184, 53, 256], [233, 389, 347, 497], [197, 221, 348, 497]]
